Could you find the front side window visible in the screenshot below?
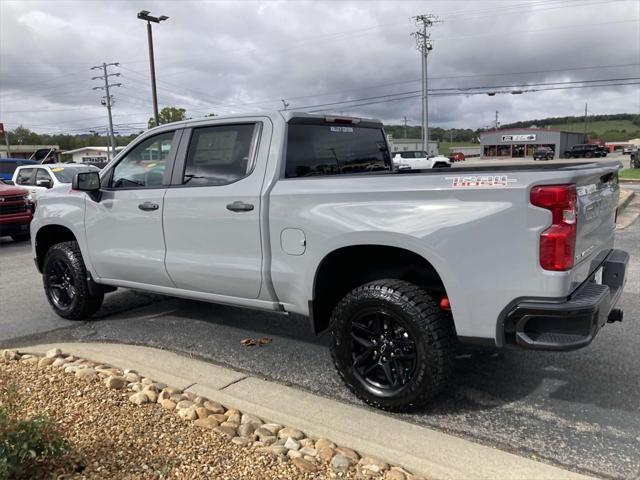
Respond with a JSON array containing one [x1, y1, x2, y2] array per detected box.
[[16, 168, 34, 185], [111, 131, 174, 188], [35, 169, 52, 184], [182, 124, 257, 186], [285, 123, 391, 178]]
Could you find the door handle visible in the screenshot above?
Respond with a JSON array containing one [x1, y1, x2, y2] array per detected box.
[[226, 201, 254, 212], [138, 201, 159, 211]]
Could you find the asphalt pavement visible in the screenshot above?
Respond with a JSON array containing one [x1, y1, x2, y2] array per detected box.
[[1, 219, 638, 479]]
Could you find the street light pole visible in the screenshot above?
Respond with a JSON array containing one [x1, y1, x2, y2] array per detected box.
[[137, 10, 169, 127]]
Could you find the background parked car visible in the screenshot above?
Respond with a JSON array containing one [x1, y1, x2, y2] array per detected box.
[[0, 179, 33, 242], [533, 147, 554, 161], [449, 151, 466, 162], [563, 144, 602, 159], [0, 158, 38, 182], [631, 151, 639, 168], [622, 146, 637, 155], [392, 151, 451, 170], [11, 163, 100, 200]]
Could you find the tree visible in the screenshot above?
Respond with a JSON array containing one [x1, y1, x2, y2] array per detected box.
[[148, 107, 187, 128], [8, 125, 40, 145]]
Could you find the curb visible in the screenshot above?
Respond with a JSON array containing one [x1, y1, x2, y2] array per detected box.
[[618, 189, 635, 214], [20, 342, 593, 480]]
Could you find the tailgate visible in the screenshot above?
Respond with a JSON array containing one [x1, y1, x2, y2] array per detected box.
[[573, 165, 619, 286]]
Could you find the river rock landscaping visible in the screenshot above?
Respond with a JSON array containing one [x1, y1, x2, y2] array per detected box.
[[0, 348, 424, 479]]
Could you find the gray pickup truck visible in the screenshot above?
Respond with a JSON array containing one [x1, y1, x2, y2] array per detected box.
[[31, 112, 628, 411]]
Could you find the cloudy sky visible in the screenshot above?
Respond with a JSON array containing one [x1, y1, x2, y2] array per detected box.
[[1, 0, 638, 135]]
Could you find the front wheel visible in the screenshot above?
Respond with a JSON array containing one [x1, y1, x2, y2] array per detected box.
[[329, 279, 455, 411], [43, 241, 104, 320]]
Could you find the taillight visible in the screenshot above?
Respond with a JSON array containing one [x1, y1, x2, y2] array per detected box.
[[530, 184, 577, 271]]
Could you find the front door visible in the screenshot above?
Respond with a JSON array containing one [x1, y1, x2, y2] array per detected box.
[[163, 121, 267, 298], [85, 129, 180, 287]]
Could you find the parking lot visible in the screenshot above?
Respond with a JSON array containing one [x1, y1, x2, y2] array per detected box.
[[0, 197, 638, 479]]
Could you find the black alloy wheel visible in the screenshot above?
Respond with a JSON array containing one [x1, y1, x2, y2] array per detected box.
[[350, 308, 417, 394], [330, 279, 455, 411], [45, 258, 77, 309], [42, 241, 104, 320]]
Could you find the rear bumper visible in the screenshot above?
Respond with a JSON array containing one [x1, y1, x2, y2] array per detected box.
[[502, 249, 628, 351]]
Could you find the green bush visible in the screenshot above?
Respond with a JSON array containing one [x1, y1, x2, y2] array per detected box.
[[0, 381, 67, 480]]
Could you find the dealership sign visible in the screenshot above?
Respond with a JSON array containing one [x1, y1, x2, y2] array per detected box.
[[501, 134, 536, 142]]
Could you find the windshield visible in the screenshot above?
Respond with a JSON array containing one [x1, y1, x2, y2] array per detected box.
[[50, 166, 99, 183], [285, 123, 391, 178]]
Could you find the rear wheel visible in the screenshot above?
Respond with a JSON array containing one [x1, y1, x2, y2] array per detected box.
[[329, 279, 455, 411], [43, 241, 103, 320], [563, 153, 572, 159], [585, 151, 593, 158]]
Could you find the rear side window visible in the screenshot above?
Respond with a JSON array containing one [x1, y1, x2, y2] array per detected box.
[[182, 124, 258, 186], [285, 124, 391, 178], [16, 168, 34, 185]]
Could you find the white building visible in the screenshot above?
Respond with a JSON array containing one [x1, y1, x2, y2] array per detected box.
[[62, 146, 124, 164]]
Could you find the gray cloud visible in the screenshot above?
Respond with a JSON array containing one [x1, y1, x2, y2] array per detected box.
[[0, 0, 638, 134]]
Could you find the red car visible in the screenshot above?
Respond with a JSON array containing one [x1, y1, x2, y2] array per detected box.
[[0, 179, 33, 242], [450, 152, 466, 162]]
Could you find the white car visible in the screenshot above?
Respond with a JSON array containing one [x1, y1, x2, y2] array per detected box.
[[12, 163, 100, 200], [392, 151, 451, 170]]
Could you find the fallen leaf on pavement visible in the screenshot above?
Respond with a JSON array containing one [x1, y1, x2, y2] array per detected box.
[[240, 337, 272, 347]]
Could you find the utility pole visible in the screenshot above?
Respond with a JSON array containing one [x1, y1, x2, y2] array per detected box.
[[403, 116, 408, 138], [137, 11, 169, 127], [412, 14, 441, 154], [583, 103, 588, 138], [494, 110, 500, 130], [91, 62, 121, 157], [0, 123, 10, 157]]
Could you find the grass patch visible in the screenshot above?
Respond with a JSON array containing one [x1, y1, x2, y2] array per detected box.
[[619, 168, 640, 180], [0, 377, 67, 480]]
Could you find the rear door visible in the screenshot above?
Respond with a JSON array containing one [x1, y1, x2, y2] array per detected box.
[[85, 129, 181, 287], [163, 121, 268, 298]]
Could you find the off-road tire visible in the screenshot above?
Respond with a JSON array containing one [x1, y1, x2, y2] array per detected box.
[[42, 241, 103, 320], [11, 233, 30, 242], [329, 279, 456, 411]]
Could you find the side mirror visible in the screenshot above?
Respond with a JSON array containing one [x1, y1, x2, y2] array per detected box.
[[36, 178, 53, 188], [72, 171, 100, 192]]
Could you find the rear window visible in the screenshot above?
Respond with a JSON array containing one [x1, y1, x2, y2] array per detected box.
[[285, 124, 391, 178], [50, 166, 99, 183]]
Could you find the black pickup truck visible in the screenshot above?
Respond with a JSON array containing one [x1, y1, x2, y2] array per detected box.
[[563, 144, 604, 159]]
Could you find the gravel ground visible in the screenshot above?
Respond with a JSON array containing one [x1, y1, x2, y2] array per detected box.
[[1, 360, 362, 480]]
